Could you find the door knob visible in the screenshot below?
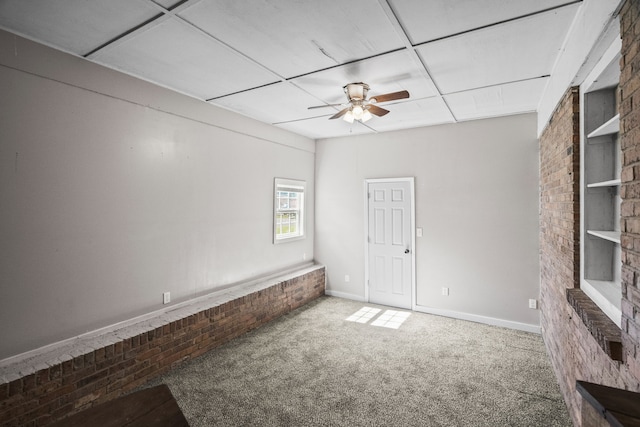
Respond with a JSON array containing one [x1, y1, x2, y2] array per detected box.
[[405, 249, 410, 254]]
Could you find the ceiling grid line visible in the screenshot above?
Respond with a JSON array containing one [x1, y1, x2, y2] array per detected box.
[[166, 3, 393, 109], [0, 0, 584, 138], [208, 47, 407, 101], [378, 0, 457, 123], [83, 12, 166, 59], [82, 0, 206, 60], [171, 15, 286, 85], [410, 0, 584, 48]]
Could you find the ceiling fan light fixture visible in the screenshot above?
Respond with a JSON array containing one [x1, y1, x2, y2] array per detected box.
[[344, 82, 369, 101], [352, 105, 364, 120], [316, 82, 410, 124], [343, 109, 355, 123]]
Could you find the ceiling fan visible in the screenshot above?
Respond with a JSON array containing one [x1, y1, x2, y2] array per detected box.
[[308, 82, 410, 123]]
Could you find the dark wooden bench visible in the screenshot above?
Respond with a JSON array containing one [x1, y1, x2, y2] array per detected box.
[[49, 384, 189, 427], [577, 381, 640, 427]]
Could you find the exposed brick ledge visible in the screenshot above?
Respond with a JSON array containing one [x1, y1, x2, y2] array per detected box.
[[0, 262, 323, 383], [0, 263, 325, 426], [566, 288, 623, 361]]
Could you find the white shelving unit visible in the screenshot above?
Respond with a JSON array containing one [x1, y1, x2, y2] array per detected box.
[[581, 39, 622, 327], [586, 230, 621, 244], [588, 114, 620, 138], [587, 179, 621, 188]]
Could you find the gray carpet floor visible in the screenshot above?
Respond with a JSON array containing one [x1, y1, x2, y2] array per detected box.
[[145, 296, 571, 426]]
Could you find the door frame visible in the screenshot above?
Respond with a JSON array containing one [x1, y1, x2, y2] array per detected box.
[[364, 177, 416, 310]]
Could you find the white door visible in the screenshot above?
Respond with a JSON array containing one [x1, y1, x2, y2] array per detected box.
[[367, 179, 413, 309]]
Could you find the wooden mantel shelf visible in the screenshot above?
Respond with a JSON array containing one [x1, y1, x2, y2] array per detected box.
[[48, 384, 189, 427], [577, 381, 640, 427]]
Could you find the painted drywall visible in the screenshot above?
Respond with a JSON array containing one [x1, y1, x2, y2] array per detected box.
[[537, 0, 622, 136], [315, 114, 540, 329], [0, 31, 314, 360]]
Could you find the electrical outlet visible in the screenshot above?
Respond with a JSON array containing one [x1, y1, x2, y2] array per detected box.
[[163, 292, 171, 304], [416, 228, 423, 237], [442, 287, 449, 296], [345, 275, 350, 283], [302, 253, 306, 260], [529, 299, 537, 309]]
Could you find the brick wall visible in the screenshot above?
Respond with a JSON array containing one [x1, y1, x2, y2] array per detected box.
[[0, 266, 325, 427], [620, 0, 640, 387], [539, 86, 583, 423], [540, 1, 640, 424]]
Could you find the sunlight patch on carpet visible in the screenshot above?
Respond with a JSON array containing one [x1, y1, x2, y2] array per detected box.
[[345, 307, 411, 328], [345, 307, 381, 323], [371, 310, 411, 329]]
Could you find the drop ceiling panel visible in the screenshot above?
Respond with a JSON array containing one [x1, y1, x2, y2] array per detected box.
[[390, 0, 577, 44], [178, 0, 405, 78], [0, 0, 586, 139], [417, 4, 579, 95], [92, 18, 278, 100], [276, 115, 376, 140], [210, 82, 332, 124], [292, 49, 436, 106], [367, 97, 455, 133], [0, 0, 160, 56], [444, 77, 549, 121]]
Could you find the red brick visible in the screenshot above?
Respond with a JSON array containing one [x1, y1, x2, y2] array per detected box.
[[0, 267, 325, 426], [541, 2, 640, 423]]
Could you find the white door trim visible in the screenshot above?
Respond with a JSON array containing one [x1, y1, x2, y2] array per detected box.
[[364, 177, 416, 310]]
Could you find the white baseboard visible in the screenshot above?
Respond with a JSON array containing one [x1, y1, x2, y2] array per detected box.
[[323, 294, 541, 334], [324, 289, 366, 302], [414, 305, 541, 334], [0, 264, 324, 370]]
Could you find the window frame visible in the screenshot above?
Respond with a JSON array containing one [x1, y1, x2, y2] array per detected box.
[[273, 178, 306, 244]]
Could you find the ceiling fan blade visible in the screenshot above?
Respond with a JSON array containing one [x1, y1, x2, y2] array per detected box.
[[367, 105, 390, 117], [329, 107, 350, 120], [369, 90, 410, 104], [307, 103, 344, 110]]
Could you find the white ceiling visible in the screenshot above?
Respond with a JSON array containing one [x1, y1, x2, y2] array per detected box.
[[0, 0, 582, 139]]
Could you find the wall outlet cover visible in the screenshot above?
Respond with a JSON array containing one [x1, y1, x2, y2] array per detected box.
[[163, 292, 171, 304], [529, 299, 537, 309]]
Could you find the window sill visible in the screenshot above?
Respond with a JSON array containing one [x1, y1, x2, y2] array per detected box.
[[566, 288, 622, 361], [273, 234, 305, 244]]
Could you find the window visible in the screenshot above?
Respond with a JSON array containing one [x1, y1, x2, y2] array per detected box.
[[274, 178, 305, 243]]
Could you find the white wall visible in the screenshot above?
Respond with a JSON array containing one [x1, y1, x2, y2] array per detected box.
[[315, 114, 540, 330], [0, 31, 314, 360], [537, 0, 622, 136]]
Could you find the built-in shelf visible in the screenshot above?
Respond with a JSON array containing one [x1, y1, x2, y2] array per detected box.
[[584, 279, 622, 304], [582, 279, 622, 326], [587, 230, 621, 244], [587, 113, 620, 138], [581, 42, 622, 330], [587, 179, 621, 188]]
